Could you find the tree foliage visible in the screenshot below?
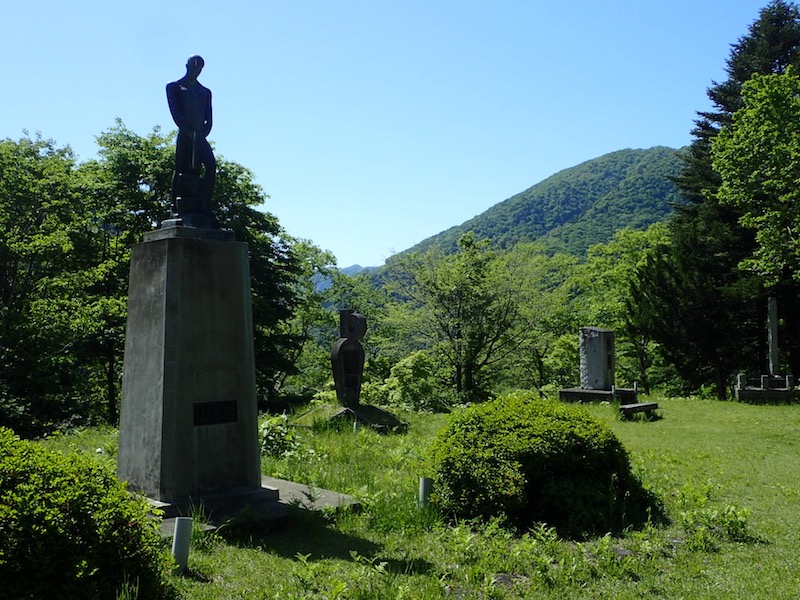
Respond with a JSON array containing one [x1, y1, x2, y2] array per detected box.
[[386, 233, 535, 401], [0, 135, 90, 432], [713, 69, 800, 282], [631, 1, 800, 397], [674, 0, 800, 204], [498, 244, 579, 392], [630, 224, 762, 399], [0, 124, 329, 433]]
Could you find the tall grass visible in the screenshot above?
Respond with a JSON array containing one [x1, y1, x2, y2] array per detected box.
[[40, 398, 800, 598]]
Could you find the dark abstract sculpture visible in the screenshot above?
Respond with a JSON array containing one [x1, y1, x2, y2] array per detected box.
[[167, 55, 218, 229], [330, 310, 367, 408], [310, 309, 407, 432]]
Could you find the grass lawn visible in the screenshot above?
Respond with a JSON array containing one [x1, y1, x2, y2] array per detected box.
[[42, 396, 800, 599]]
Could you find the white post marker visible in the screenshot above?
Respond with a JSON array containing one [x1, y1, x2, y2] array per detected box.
[[419, 477, 432, 507], [171, 517, 193, 575]]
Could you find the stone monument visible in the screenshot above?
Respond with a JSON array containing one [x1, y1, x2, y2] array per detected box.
[[117, 58, 276, 517], [579, 327, 615, 390], [293, 309, 407, 433], [734, 297, 798, 404], [330, 309, 367, 407], [768, 295, 780, 378], [559, 327, 637, 403]]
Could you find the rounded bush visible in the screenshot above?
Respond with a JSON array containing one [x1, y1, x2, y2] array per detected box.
[[384, 350, 452, 412], [428, 391, 659, 537], [0, 428, 172, 599]]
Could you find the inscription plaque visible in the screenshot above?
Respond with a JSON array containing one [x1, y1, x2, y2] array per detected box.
[[193, 400, 238, 426]]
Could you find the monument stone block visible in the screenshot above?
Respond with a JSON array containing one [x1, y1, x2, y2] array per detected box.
[[117, 227, 262, 502], [579, 327, 615, 390]]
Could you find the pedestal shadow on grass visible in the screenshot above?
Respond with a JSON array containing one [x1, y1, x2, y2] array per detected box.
[[218, 507, 435, 576]]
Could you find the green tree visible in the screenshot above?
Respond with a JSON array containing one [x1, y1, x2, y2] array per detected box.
[[0, 134, 87, 433], [635, 1, 800, 396], [573, 225, 670, 393], [675, 0, 800, 204], [713, 70, 800, 282], [0, 123, 323, 432], [386, 233, 534, 401], [383, 350, 450, 412], [270, 240, 337, 401], [499, 244, 579, 392], [630, 223, 763, 399]]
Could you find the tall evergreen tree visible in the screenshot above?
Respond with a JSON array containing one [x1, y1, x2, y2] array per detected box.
[[676, 0, 800, 203], [635, 1, 800, 397]]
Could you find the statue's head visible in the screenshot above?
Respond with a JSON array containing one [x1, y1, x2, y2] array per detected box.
[[186, 55, 205, 77]]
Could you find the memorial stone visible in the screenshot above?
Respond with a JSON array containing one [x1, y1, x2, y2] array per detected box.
[[117, 227, 264, 502], [768, 296, 779, 376], [294, 310, 406, 432], [117, 58, 273, 509], [579, 327, 615, 390]]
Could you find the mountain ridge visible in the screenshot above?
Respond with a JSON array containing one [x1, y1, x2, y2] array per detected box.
[[405, 146, 683, 258], [340, 146, 684, 273]]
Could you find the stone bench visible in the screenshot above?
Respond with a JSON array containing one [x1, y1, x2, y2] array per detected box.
[[619, 402, 659, 419]]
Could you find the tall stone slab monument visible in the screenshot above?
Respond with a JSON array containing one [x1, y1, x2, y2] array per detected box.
[[117, 57, 273, 510], [579, 327, 615, 391], [733, 297, 798, 403], [559, 326, 635, 402]]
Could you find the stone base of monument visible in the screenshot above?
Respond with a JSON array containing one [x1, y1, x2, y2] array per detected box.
[[733, 373, 800, 404], [152, 483, 282, 525], [157, 476, 361, 535], [335, 405, 409, 433], [292, 403, 408, 433], [118, 225, 265, 511], [119, 224, 364, 536], [559, 387, 638, 404]]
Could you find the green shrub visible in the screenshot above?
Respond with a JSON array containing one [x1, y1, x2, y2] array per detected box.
[[0, 428, 172, 599], [428, 391, 662, 537], [359, 380, 390, 406], [384, 350, 452, 412], [259, 414, 299, 457], [311, 390, 338, 405]]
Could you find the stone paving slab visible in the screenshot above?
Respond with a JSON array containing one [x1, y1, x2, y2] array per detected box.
[[263, 475, 361, 512], [159, 476, 359, 536]]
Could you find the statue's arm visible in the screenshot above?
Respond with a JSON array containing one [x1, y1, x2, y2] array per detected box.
[[166, 83, 188, 131], [203, 89, 213, 137]]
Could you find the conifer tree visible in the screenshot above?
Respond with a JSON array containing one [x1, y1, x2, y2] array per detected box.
[[634, 1, 800, 397]]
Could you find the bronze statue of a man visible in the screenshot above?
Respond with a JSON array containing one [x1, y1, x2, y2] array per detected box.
[[167, 55, 217, 227]]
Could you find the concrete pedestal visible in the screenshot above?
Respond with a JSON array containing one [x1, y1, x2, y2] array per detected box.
[[117, 226, 263, 503]]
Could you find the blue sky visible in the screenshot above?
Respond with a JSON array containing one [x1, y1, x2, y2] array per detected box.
[[1, 1, 771, 267]]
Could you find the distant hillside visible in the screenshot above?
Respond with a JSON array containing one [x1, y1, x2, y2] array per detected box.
[[405, 147, 684, 257], [314, 264, 378, 292], [339, 265, 378, 277]]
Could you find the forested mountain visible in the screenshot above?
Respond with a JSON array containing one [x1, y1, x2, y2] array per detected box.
[[404, 146, 684, 257]]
